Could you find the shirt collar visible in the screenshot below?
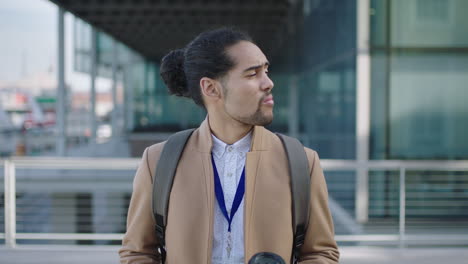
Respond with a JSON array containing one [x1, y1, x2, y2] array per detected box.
[[211, 131, 252, 159]]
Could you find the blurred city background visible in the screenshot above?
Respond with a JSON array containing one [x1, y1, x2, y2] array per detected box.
[[0, 0, 467, 263]]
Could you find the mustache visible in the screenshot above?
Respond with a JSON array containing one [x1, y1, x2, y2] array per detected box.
[[260, 92, 272, 103]]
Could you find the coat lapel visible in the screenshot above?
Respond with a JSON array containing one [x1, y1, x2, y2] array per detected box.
[[194, 118, 216, 261], [244, 125, 269, 261]]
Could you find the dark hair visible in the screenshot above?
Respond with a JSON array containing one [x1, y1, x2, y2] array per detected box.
[[160, 28, 252, 108]]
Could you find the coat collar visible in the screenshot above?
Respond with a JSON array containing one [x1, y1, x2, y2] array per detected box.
[[211, 130, 252, 159], [194, 117, 269, 153]]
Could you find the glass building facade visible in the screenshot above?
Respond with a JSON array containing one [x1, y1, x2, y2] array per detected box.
[[296, 0, 357, 160], [370, 0, 468, 160], [277, 0, 358, 218], [369, 0, 468, 218]]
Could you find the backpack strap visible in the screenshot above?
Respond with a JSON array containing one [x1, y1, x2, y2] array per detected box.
[[276, 133, 311, 264], [152, 128, 195, 263]]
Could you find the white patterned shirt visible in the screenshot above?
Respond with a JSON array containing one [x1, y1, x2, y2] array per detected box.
[[211, 131, 252, 264]]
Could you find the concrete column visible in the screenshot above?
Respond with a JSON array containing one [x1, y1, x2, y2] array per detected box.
[[90, 29, 98, 146], [122, 65, 128, 133], [56, 8, 66, 156], [356, 0, 371, 223], [111, 39, 119, 138], [123, 63, 134, 133], [4, 160, 16, 248]]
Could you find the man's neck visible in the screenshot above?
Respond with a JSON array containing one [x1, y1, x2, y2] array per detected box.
[[208, 115, 253, 145]]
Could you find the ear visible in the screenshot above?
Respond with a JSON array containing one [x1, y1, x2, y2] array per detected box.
[[200, 77, 221, 99]]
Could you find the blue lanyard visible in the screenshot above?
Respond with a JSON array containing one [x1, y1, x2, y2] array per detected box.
[[211, 154, 245, 232]]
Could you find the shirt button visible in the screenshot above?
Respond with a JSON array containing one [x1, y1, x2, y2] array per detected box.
[[227, 146, 233, 152], [227, 172, 233, 177]]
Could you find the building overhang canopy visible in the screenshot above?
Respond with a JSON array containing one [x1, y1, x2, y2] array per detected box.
[[50, 0, 300, 61]]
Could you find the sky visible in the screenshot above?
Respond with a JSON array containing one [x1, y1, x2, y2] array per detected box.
[[0, 0, 110, 92]]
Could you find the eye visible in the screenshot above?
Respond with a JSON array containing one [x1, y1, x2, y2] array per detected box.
[[247, 72, 257, 77]]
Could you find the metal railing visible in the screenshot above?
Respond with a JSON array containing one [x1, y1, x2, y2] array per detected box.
[[323, 160, 468, 247], [1, 157, 139, 248], [1, 157, 468, 248]]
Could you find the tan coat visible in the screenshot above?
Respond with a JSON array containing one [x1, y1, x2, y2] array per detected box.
[[119, 119, 339, 263]]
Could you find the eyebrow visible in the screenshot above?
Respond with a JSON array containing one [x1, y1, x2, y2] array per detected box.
[[242, 62, 270, 73]]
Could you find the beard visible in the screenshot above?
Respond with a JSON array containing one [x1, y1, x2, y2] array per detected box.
[[225, 93, 274, 127], [236, 106, 273, 126]]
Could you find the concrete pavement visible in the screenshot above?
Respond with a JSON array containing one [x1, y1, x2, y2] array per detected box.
[[1, 245, 467, 264]]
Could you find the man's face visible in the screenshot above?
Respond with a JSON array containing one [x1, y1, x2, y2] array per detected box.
[[219, 41, 274, 126]]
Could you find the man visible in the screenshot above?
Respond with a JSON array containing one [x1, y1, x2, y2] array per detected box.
[[119, 28, 339, 264]]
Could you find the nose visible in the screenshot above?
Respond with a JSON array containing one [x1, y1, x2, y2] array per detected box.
[[261, 74, 274, 92]]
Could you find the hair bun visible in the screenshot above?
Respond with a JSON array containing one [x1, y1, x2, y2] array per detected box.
[[160, 49, 189, 97]]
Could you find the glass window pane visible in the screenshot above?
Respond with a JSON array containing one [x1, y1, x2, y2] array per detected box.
[[391, 0, 468, 47], [388, 52, 468, 159], [296, 0, 357, 159]]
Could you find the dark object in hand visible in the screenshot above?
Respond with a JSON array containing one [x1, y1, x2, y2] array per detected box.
[[248, 252, 286, 264]]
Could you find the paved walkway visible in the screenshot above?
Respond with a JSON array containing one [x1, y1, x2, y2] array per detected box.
[[0, 246, 467, 263]]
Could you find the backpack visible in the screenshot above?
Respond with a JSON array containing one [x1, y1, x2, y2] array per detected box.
[[152, 129, 311, 263]]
